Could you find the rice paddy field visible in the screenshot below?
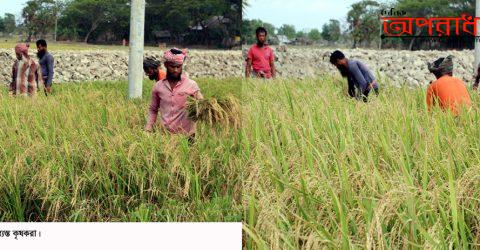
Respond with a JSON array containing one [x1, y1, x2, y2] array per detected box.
[[4, 73, 480, 248], [0, 78, 242, 222], [243, 75, 480, 248]]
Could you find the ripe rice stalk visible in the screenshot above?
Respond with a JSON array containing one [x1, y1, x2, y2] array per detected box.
[[0, 78, 242, 222], [187, 95, 241, 129]]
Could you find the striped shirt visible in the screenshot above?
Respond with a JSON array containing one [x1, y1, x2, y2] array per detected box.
[[146, 76, 203, 135], [10, 57, 44, 96]]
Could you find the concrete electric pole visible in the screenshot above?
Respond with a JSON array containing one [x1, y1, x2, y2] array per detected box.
[[128, 0, 146, 99]]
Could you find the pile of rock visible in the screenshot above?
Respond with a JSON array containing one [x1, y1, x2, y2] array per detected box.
[[1, 46, 475, 88], [0, 49, 242, 84], [242, 46, 477, 87]]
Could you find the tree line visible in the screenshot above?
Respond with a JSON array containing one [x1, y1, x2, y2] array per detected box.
[[15, 0, 241, 48], [242, 18, 343, 46], [0, 14, 17, 35]]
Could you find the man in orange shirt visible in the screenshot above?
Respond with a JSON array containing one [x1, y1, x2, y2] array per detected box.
[[426, 55, 471, 115], [143, 57, 167, 82]]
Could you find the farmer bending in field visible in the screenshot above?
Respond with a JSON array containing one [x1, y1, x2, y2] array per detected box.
[[426, 55, 471, 115], [245, 27, 276, 79], [329, 50, 379, 102], [145, 48, 204, 141], [9, 43, 44, 97], [143, 57, 167, 82]]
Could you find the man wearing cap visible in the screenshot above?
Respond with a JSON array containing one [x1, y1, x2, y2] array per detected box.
[[145, 48, 203, 139], [9, 43, 44, 96], [426, 55, 471, 115]]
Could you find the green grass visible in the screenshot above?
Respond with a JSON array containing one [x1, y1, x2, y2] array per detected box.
[[242, 75, 480, 248], [0, 77, 242, 222]]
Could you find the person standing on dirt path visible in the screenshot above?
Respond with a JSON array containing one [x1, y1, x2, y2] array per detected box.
[[9, 43, 44, 97], [426, 55, 471, 115], [329, 50, 379, 102], [143, 57, 167, 82], [36, 39, 54, 94], [145, 48, 204, 141], [245, 27, 276, 79]]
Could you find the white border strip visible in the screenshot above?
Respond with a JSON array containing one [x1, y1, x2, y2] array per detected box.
[[0, 222, 242, 250]]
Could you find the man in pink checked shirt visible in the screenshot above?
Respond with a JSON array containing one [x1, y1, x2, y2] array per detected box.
[[145, 48, 204, 141]]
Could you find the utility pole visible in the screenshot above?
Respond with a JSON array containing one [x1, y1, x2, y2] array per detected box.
[[128, 0, 145, 99], [52, 1, 58, 42], [54, 19, 57, 41], [475, 0, 480, 76], [379, 18, 382, 50]]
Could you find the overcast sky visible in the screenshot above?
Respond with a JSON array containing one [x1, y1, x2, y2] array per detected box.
[[0, 0, 27, 18], [244, 0, 361, 31]]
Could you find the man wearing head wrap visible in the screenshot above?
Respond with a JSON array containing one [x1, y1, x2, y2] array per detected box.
[[9, 43, 44, 96], [145, 48, 203, 139], [426, 55, 471, 115]]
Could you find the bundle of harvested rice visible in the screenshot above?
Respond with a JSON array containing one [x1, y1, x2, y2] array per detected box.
[[187, 95, 241, 129]]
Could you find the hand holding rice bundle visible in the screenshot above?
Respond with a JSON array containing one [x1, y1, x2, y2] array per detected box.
[[187, 95, 241, 130]]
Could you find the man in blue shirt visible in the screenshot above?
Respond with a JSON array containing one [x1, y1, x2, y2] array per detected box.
[[36, 39, 54, 94], [330, 50, 379, 102]]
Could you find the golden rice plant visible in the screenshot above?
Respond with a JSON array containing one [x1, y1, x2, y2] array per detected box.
[[0, 78, 243, 222], [187, 95, 241, 130]]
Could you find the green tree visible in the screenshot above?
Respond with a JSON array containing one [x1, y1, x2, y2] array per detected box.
[[308, 28, 321, 41], [262, 22, 276, 37], [60, 0, 125, 43], [56, 0, 239, 46], [186, 0, 235, 45], [0, 17, 5, 33], [144, 0, 239, 46], [4, 13, 16, 34], [277, 24, 296, 40], [321, 19, 341, 43], [22, 0, 59, 41], [296, 30, 306, 39], [242, 0, 249, 12], [346, 0, 380, 48]]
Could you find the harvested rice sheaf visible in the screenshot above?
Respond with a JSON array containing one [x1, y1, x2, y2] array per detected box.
[[187, 95, 241, 129]]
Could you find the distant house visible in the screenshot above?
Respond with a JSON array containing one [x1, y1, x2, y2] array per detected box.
[[292, 37, 313, 46], [189, 16, 238, 48], [277, 35, 291, 45], [152, 30, 172, 44], [190, 16, 231, 31]]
